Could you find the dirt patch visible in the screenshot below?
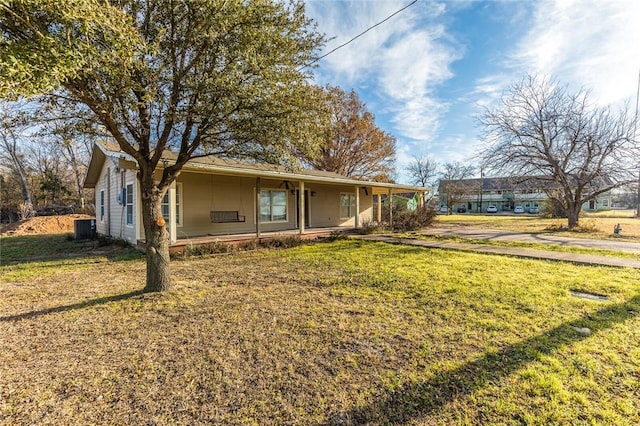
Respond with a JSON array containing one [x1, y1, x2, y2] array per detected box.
[[0, 215, 94, 236]]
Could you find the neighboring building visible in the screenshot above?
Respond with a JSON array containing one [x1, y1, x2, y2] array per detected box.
[[438, 176, 612, 213], [83, 141, 424, 246]]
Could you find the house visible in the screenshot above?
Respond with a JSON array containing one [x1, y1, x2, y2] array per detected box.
[[438, 176, 613, 213], [83, 141, 425, 247]]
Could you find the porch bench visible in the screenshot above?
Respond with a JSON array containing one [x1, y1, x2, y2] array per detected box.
[[211, 210, 246, 223]]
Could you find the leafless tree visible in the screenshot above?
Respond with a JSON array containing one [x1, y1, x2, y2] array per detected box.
[[480, 75, 636, 228], [437, 161, 475, 214], [407, 155, 440, 187], [0, 102, 35, 217]]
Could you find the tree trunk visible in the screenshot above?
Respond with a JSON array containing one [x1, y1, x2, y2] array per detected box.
[[2, 135, 33, 208], [140, 182, 172, 292], [567, 205, 581, 229], [64, 144, 85, 209]]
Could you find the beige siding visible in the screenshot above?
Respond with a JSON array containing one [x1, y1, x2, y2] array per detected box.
[[306, 183, 372, 227], [175, 172, 374, 237], [94, 161, 138, 244]]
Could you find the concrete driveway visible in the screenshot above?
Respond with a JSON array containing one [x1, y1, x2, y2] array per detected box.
[[421, 224, 640, 254]]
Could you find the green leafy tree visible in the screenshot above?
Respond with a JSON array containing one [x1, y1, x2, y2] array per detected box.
[[39, 168, 71, 205], [1, 0, 326, 291]]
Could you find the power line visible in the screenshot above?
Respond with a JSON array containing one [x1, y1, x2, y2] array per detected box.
[[303, 0, 419, 69]]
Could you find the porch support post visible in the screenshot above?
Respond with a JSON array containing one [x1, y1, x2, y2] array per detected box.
[[298, 180, 305, 234], [168, 181, 177, 244], [388, 188, 393, 228], [255, 177, 261, 238], [377, 193, 382, 222], [354, 185, 360, 229]]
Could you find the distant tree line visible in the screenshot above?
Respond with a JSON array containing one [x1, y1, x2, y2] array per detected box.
[[0, 101, 97, 221]]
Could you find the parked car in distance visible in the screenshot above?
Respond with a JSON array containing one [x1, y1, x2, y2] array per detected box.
[[514, 205, 525, 214], [457, 207, 467, 213], [529, 206, 540, 214], [486, 205, 498, 213], [439, 206, 449, 213]]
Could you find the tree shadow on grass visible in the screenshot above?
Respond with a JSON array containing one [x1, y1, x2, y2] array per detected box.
[[0, 290, 146, 322], [323, 294, 640, 425]]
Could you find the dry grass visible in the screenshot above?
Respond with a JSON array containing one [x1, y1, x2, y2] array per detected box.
[[1, 233, 639, 425], [436, 214, 640, 241]]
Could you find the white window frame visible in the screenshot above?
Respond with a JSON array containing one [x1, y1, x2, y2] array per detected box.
[[260, 189, 288, 223], [99, 189, 105, 222], [161, 183, 183, 227], [340, 192, 356, 219], [125, 183, 134, 226]]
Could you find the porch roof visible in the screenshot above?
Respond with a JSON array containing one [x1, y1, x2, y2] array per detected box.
[[84, 141, 427, 194]]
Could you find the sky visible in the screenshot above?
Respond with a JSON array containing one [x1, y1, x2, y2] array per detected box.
[[305, 0, 640, 184]]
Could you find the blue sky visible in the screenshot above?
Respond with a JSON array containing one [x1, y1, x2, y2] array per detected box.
[[305, 0, 640, 183]]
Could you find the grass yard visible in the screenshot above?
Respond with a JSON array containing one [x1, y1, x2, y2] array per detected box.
[[1, 234, 639, 425], [436, 213, 640, 241], [414, 234, 640, 259]]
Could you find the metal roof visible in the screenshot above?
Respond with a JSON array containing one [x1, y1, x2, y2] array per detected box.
[[84, 141, 428, 194]]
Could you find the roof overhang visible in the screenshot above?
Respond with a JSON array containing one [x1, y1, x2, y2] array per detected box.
[[83, 141, 428, 194], [180, 161, 427, 194]]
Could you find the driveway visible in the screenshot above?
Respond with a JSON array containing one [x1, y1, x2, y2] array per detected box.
[[421, 224, 640, 254]]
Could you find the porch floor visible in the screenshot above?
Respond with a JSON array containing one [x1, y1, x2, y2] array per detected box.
[[159, 227, 351, 253]]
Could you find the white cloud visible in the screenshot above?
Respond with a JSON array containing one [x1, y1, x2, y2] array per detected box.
[[306, 0, 462, 143], [510, 0, 640, 106]]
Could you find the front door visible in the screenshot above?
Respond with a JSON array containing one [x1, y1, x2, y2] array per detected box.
[[589, 199, 596, 210], [295, 190, 310, 228]]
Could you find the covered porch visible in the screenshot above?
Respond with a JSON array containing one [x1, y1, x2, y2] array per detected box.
[[156, 166, 427, 248]]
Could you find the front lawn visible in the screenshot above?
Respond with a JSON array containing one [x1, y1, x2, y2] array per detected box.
[[1, 234, 639, 424]]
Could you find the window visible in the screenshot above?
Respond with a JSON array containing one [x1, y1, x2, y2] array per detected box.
[[340, 193, 356, 218], [260, 189, 287, 222], [100, 190, 105, 222], [161, 183, 183, 226], [125, 184, 134, 226], [602, 199, 608, 207]]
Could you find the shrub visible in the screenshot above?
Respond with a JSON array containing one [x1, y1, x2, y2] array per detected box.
[[184, 240, 232, 256], [382, 205, 437, 232], [355, 218, 386, 235], [259, 235, 304, 249], [96, 234, 129, 247]]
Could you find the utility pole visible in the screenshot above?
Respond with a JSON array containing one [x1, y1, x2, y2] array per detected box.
[[478, 168, 484, 213]]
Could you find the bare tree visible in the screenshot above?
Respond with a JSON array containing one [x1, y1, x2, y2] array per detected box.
[[36, 114, 95, 210], [437, 161, 475, 213], [480, 75, 636, 229], [0, 102, 35, 217], [407, 155, 440, 187]]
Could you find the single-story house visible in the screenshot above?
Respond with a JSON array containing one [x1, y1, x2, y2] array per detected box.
[[83, 141, 426, 247]]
